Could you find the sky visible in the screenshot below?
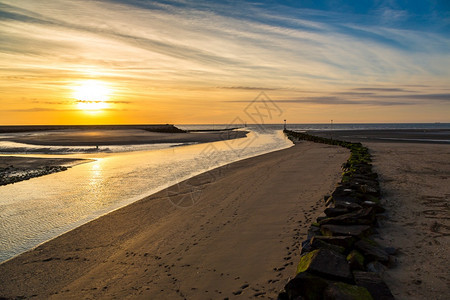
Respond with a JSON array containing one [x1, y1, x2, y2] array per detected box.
[[0, 0, 449, 125]]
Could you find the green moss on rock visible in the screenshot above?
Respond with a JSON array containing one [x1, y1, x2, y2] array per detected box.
[[296, 249, 319, 274], [325, 282, 374, 300], [347, 250, 365, 270]]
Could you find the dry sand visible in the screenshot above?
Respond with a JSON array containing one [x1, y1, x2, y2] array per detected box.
[[0, 141, 348, 299], [368, 142, 450, 300]]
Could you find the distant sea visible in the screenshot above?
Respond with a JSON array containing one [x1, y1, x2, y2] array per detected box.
[[178, 123, 450, 132]]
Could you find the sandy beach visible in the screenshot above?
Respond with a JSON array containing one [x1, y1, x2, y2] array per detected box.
[[368, 142, 450, 300], [0, 141, 348, 299]]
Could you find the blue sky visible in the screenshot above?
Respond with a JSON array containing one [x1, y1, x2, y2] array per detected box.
[[0, 0, 449, 124]]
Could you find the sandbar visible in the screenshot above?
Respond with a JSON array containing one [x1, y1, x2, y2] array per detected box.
[[3, 129, 248, 147]]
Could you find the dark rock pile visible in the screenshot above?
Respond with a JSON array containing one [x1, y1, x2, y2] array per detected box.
[[0, 165, 68, 186], [278, 130, 395, 300]]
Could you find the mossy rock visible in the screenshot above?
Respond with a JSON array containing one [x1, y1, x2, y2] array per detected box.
[[347, 250, 365, 271], [353, 271, 395, 300], [296, 248, 353, 282], [355, 239, 389, 264], [360, 237, 379, 247], [321, 224, 372, 238], [310, 237, 346, 254], [284, 272, 329, 300], [311, 235, 355, 250], [297, 250, 319, 274], [324, 282, 373, 300]]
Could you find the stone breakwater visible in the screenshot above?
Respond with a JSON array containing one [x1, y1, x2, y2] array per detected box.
[[278, 131, 395, 300], [0, 165, 68, 186]]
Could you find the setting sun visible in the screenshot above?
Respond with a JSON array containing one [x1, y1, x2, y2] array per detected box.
[[73, 80, 111, 112]]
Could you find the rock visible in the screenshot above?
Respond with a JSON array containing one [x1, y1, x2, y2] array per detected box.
[[283, 272, 329, 300], [316, 215, 328, 222], [347, 250, 365, 271], [300, 239, 312, 255], [361, 194, 381, 204], [359, 184, 378, 195], [310, 236, 355, 250], [325, 196, 334, 207], [332, 195, 361, 204], [353, 271, 395, 300], [354, 239, 389, 263], [324, 282, 373, 300], [387, 255, 398, 268], [333, 186, 357, 198], [384, 247, 398, 256], [324, 207, 349, 217], [361, 201, 385, 213], [296, 249, 352, 282], [321, 224, 372, 238], [310, 237, 346, 254], [366, 261, 387, 275], [307, 226, 322, 240], [319, 208, 375, 226], [334, 202, 363, 211]]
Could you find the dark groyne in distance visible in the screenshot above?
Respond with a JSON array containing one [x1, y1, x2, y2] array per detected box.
[[278, 130, 395, 300]]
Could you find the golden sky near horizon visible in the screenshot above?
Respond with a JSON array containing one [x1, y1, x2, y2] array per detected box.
[[0, 0, 449, 125]]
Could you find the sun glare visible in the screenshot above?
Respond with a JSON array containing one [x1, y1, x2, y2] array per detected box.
[[73, 80, 111, 112]]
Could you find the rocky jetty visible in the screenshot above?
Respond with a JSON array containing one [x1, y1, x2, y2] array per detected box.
[[0, 165, 69, 186], [279, 130, 395, 300]]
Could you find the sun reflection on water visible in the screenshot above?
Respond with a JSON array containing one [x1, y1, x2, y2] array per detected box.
[[88, 159, 104, 188]]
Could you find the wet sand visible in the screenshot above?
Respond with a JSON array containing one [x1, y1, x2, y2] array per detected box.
[[368, 142, 450, 300], [0, 142, 349, 299]]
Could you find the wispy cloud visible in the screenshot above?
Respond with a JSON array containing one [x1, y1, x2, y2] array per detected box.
[[219, 86, 279, 91], [226, 91, 450, 106], [0, 0, 449, 123], [227, 97, 410, 106], [353, 88, 409, 92]]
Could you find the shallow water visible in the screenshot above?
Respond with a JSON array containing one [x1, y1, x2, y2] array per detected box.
[[0, 130, 292, 262]]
